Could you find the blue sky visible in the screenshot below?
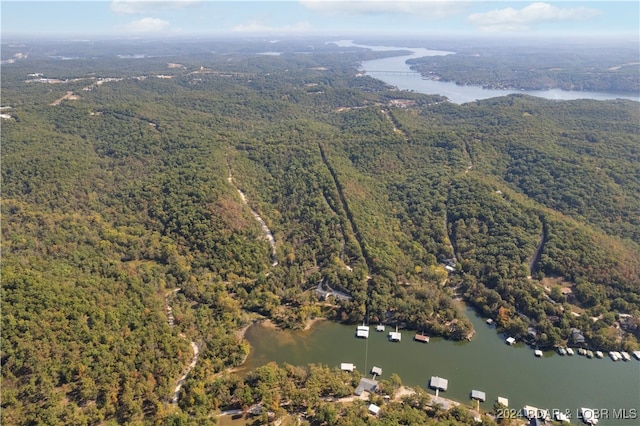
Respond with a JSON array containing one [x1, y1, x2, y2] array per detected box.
[[2, 1, 638, 39]]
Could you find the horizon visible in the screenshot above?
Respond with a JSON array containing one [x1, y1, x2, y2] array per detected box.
[[2, 1, 638, 42]]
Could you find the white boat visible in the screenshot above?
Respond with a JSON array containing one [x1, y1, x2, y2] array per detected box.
[[566, 347, 574, 356], [534, 350, 543, 357], [578, 348, 587, 356], [586, 350, 594, 359], [609, 351, 620, 361], [633, 351, 640, 360], [620, 351, 631, 361], [558, 347, 567, 356], [595, 351, 604, 359]]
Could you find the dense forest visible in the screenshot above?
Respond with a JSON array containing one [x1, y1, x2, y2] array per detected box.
[[2, 38, 639, 424], [406, 43, 640, 93]]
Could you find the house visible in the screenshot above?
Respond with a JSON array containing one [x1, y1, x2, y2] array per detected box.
[[368, 403, 380, 416], [571, 328, 586, 345], [355, 378, 378, 396]]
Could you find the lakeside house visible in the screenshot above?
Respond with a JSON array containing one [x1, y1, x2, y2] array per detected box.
[[355, 378, 378, 396], [368, 403, 380, 416]]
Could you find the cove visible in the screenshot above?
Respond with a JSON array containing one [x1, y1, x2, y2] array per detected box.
[[332, 40, 640, 104], [241, 306, 640, 425]]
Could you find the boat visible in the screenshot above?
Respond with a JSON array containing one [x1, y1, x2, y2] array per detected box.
[[534, 349, 543, 357], [375, 324, 385, 332], [566, 347, 574, 356], [578, 348, 587, 356], [620, 351, 631, 361], [609, 351, 620, 361], [557, 347, 567, 356], [579, 407, 598, 425], [633, 350, 640, 360], [586, 350, 594, 358], [595, 351, 604, 359]]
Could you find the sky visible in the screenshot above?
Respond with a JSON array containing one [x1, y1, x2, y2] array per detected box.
[[1, 1, 638, 40]]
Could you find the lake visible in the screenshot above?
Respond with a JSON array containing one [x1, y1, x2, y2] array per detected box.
[[241, 305, 640, 425], [238, 41, 640, 424], [332, 40, 640, 104]]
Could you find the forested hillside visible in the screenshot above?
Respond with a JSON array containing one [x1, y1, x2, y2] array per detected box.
[[2, 39, 639, 424]]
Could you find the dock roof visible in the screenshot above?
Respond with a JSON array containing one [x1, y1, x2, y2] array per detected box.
[[371, 366, 382, 376], [389, 331, 401, 342], [429, 376, 448, 391], [471, 390, 486, 401]]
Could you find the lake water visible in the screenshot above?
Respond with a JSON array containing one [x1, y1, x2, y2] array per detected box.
[[242, 305, 640, 425], [239, 41, 640, 424], [333, 40, 640, 104]]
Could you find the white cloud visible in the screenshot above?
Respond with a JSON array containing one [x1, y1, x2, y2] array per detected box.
[[300, 0, 470, 20], [232, 20, 313, 34], [111, 0, 202, 15], [121, 17, 171, 33], [467, 2, 602, 32]]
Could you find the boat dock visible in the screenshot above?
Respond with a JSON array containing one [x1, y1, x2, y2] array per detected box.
[[356, 325, 370, 338], [414, 333, 430, 343]]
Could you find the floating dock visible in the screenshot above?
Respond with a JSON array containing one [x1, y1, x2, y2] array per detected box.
[[340, 363, 356, 372], [376, 324, 385, 332], [389, 326, 401, 342], [414, 333, 430, 343], [356, 325, 370, 338]]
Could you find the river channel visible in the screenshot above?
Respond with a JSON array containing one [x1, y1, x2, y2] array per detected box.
[[242, 306, 639, 425], [334, 40, 640, 104], [239, 41, 640, 424]]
